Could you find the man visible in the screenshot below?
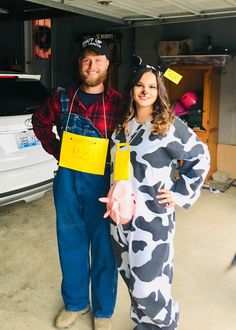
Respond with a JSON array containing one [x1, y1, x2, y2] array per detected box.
[[32, 37, 125, 330]]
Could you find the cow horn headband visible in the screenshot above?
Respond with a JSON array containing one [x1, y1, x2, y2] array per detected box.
[[132, 55, 162, 76]]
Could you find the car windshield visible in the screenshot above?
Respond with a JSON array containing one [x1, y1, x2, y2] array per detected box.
[[0, 78, 50, 116]]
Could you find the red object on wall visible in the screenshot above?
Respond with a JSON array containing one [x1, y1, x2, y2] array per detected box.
[[180, 91, 198, 109]]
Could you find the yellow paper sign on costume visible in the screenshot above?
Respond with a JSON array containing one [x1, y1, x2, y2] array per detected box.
[[114, 143, 130, 181], [59, 131, 109, 175], [164, 68, 183, 84]]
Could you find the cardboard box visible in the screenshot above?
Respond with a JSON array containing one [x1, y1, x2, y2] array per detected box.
[[158, 41, 180, 56], [217, 144, 236, 178], [158, 39, 193, 56]]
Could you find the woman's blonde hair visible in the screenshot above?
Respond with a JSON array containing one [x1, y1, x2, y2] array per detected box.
[[121, 67, 174, 136]]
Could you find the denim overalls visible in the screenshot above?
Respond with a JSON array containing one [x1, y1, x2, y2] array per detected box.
[[53, 91, 118, 317]]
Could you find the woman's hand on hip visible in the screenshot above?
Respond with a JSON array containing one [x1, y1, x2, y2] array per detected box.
[[156, 188, 176, 208]]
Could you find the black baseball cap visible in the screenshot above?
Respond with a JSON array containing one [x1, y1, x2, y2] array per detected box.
[[80, 37, 110, 59]]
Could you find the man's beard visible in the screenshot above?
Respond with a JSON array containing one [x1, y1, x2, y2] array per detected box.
[[80, 70, 107, 87]]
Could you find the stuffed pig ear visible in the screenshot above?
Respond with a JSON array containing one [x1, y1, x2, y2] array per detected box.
[[98, 197, 111, 219], [98, 197, 109, 203], [103, 210, 111, 218]]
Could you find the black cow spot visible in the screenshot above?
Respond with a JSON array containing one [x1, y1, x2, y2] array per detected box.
[[132, 243, 170, 282], [134, 292, 178, 330], [145, 199, 165, 214], [129, 272, 135, 292], [134, 290, 166, 318], [139, 182, 163, 197], [161, 300, 179, 330], [115, 129, 126, 143], [163, 264, 174, 284], [142, 147, 172, 168], [165, 141, 185, 159], [133, 323, 162, 330], [182, 203, 191, 209], [167, 141, 205, 160], [130, 128, 145, 146], [119, 269, 130, 289], [172, 179, 188, 196], [149, 133, 164, 141], [131, 298, 145, 321], [129, 221, 136, 232], [110, 235, 126, 269], [132, 240, 147, 253], [131, 151, 147, 183], [135, 216, 169, 242], [139, 183, 166, 214], [173, 117, 192, 143], [190, 177, 203, 191], [168, 214, 175, 233], [161, 301, 172, 328], [179, 159, 205, 179], [121, 221, 133, 231], [174, 169, 203, 199], [186, 144, 205, 158]]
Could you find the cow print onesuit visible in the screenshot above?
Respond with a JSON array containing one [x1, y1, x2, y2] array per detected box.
[[110, 117, 210, 330]]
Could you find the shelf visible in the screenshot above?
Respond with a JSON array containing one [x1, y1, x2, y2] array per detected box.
[[160, 54, 232, 67]]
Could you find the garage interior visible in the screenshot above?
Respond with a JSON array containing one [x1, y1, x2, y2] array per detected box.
[[0, 1, 236, 330]]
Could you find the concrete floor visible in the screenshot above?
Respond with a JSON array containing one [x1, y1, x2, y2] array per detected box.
[[0, 187, 236, 330]]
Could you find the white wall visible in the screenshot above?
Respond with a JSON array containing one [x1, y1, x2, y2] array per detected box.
[[219, 57, 236, 145]]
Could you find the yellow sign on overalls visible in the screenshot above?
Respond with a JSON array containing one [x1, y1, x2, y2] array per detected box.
[[59, 131, 109, 175]]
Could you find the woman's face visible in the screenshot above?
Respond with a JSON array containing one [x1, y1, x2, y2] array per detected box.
[[133, 71, 158, 109]]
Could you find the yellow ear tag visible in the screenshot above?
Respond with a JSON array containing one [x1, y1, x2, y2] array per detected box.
[[113, 143, 130, 181], [164, 68, 183, 84]]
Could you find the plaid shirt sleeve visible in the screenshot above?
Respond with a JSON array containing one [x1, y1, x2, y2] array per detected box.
[[32, 90, 62, 160]]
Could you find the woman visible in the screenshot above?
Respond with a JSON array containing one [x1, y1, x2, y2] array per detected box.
[[109, 64, 210, 329]]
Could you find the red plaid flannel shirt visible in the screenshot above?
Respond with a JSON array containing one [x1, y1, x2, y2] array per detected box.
[[32, 86, 125, 160]]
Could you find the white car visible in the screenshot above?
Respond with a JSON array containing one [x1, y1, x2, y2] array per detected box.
[[0, 72, 58, 207]]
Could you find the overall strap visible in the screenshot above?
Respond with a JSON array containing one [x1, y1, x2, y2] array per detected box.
[[60, 88, 69, 113]]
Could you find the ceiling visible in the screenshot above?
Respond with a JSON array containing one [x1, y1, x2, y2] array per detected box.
[[0, 0, 76, 22], [1, 0, 236, 26]]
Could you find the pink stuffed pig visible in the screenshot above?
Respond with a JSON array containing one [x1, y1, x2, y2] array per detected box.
[[99, 180, 135, 225]]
